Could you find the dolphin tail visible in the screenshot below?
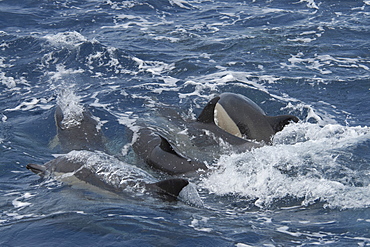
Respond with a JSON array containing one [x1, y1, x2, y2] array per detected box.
[[266, 115, 299, 133], [26, 163, 47, 177]]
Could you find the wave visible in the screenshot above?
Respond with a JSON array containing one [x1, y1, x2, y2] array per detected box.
[[201, 122, 370, 209]]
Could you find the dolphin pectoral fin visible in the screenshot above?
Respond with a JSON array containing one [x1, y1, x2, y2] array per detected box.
[[266, 115, 299, 133], [26, 163, 47, 177], [196, 96, 220, 124]]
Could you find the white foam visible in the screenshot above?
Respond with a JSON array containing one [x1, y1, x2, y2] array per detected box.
[[299, 0, 320, 9], [179, 70, 269, 100], [0, 71, 28, 89], [201, 122, 370, 209], [281, 53, 369, 75], [43, 31, 88, 47], [11, 192, 36, 208], [5, 97, 54, 112], [153, 35, 180, 43], [105, 0, 135, 10], [281, 102, 337, 125], [12, 200, 31, 208], [102, 14, 173, 31], [235, 244, 254, 247], [189, 216, 213, 232], [47, 64, 84, 84], [56, 88, 84, 129], [276, 226, 302, 237], [0, 57, 13, 70], [133, 57, 175, 76], [169, 0, 193, 9], [5, 212, 35, 220], [288, 37, 316, 43]]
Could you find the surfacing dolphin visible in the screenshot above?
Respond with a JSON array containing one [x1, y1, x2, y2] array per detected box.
[[52, 106, 106, 152], [27, 151, 203, 206], [133, 93, 299, 175], [197, 93, 299, 144]]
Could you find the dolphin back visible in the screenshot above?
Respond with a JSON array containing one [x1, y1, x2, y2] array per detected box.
[[266, 115, 299, 133], [133, 128, 207, 175]]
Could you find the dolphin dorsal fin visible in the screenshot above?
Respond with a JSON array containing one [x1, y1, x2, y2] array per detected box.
[[152, 178, 189, 198], [158, 135, 182, 157], [266, 115, 299, 133], [196, 96, 220, 123]]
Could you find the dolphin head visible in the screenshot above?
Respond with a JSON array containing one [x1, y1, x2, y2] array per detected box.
[[54, 106, 106, 152]]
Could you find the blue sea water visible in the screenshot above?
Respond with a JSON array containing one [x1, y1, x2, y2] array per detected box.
[[1, 0, 370, 246]]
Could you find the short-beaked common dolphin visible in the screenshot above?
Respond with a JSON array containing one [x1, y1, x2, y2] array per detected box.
[[27, 151, 203, 205], [133, 93, 299, 175]]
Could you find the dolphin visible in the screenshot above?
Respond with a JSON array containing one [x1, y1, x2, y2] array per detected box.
[[133, 93, 299, 175], [26, 150, 203, 205], [51, 106, 106, 152], [197, 93, 299, 144]]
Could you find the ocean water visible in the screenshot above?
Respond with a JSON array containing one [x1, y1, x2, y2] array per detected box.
[[1, 0, 370, 246]]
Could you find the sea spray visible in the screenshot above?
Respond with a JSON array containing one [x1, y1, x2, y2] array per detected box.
[[201, 122, 370, 209], [55, 88, 84, 129]]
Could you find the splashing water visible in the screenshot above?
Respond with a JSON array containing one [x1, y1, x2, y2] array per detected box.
[[56, 88, 84, 129], [202, 122, 370, 209]]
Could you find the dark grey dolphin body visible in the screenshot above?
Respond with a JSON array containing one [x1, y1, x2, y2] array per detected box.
[[133, 93, 299, 175], [53, 106, 106, 152], [27, 151, 201, 204], [133, 128, 208, 175]]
